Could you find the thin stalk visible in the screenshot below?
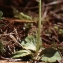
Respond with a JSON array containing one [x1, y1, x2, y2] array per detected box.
[[36, 0, 42, 53]]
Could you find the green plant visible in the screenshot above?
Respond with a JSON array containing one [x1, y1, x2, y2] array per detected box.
[[0, 11, 3, 20], [23, 23, 32, 31], [12, 6, 32, 20], [12, 0, 62, 62], [41, 48, 61, 62], [54, 25, 63, 34], [12, 35, 61, 62], [0, 41, 5, 54], [12, 35, 42, 60], [12, 0, 42, 59]]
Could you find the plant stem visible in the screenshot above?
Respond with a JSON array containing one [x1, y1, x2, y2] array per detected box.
[[36, 0, 42, 53]]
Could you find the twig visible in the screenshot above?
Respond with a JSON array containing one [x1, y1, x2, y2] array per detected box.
[[14, 27, 21, 42], [34, 48, 43, 63], [23, 1, 31, 12], [7, 58, 22, 62], [41, 8, 48, 20], [9, 34, 31, 50], [3, 17, 37, 23], [42, 37, 51, 44], [45, 0, 63, 6], [50, 11, 63, 22], [9, 34, 21, 47], [51, 27, 58, 37], [52, 36, 60, 43], [0, 33, 14, 37]]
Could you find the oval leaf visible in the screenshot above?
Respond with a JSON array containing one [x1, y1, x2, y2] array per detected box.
[[12, 50, 31, 58], [41, 48, 61, 62]]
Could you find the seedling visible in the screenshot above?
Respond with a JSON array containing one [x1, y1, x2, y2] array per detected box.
[[12, 0, 42, 62], [12, 0, 62, 63]]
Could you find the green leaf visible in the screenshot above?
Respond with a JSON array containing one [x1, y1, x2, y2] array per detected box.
[[22, 42, 36, 51], [0, 41, 4, 53], [12, 50, 31, 58], [21, 35, 36, 51], [53, 25, 58, 30], [59, 29, 63, 34], [12, 6, 32, 20], [41, 48, 61, 62], [21, 35, 42, 51], [0, 11, 3, 20], [20, 13, 32, 20]]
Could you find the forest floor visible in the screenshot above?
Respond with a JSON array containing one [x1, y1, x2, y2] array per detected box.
[[0, 0, 63, 63]]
